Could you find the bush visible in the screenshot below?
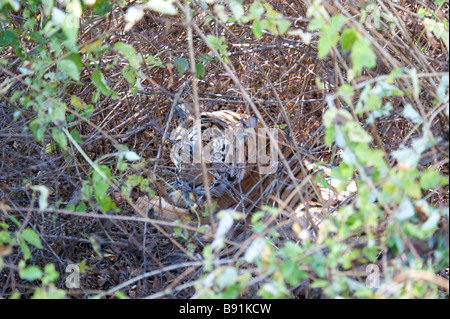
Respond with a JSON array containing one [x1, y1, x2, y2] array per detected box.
[[0, 0, 448, 299]]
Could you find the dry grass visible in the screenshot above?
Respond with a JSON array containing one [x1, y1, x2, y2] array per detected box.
[[0, 0, 448, 298]]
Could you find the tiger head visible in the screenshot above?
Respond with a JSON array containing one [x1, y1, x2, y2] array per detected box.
[[169, 105, 268, 209]]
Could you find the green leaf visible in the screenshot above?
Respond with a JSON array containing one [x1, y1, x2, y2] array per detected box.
[[0, 230, 13, 244], [75, 202, 86, 212], [113, 41, 134, 54], [340, 28, 356, 52], [80, 39, 103, 54], [417, 8, 428, 18], [0, 28, 20, 47], [51, 128, 68, 151], [252, 20, 263, 39], [174, 57, 189, 75], [351, 38, 377, 76], [279, 241, 303, 259], [258, 281, 289, 298], [92, 0, 113, 16], [247, 1, 265, 21], [229, 1, 244, 21], [91, 70, 111, 96], [19, 239, 31, 260], [98, 195, 117, 212], [42, 263, 59, 284], [67, 52, 83, 70], [354, 287, 374, 298], [364, 94, 382, 113], [406, 182, 422, 199], [28, 31, 45, 43], [2, 0, 20, 11], [85, 235, 102, 257], [362, 246, 380, 261], [140, 179, 155, 198], [195, 63, 205, 78], [280, 260, 306, 286], [48, 103, 66, 126], [250, 211, 265, 224], [345, 122, 373, 143], [315, 172, 329, 189], [7, 215, 21, 228], [71, 95, 86, 110], [277, 17, 290, 35], [41, 0, 53, 16], [206, 35, 219, 50], [310, 279, 329, 288], [62, 14, 80, 52], [307, 17, 325, 31], [337, 84, 354, 105], [92, 165, 117, 212], [420, 169, 440, 189], [122, 65, 136, 84], [387, 68, 404, 84], [260, 17, 277, 34], [21, 229, 42, 249], [70, 128, 83, 144], [213, 4, 228, 23], [93, 165, 111, 200], [318, 28, 339, 59], [81, 180, 93, 201], [324, 126, 336, 147], [92, 90, 100, 103], [330, 15, 347, 31], [332, 163, 355, 185], [29, 118, 46, 143], [114, 42, 142, 69], [127, 174, 142, 188], [20, 265, 43, 281], [146, 55, 164, 67]]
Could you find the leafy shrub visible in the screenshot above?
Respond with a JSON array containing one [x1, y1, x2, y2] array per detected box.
[[0, 0, 448, 299]]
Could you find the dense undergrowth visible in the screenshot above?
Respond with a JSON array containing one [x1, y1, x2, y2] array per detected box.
[[0, 0, 448, 298]]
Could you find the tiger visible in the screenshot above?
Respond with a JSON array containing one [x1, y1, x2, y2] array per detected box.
[[148, 104, 356, 236]]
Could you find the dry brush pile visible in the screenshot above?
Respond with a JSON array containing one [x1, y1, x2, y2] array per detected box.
[[0, 0, 448, 298]]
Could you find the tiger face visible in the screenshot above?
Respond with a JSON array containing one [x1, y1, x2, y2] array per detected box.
[[169, 107, 264, 208]]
